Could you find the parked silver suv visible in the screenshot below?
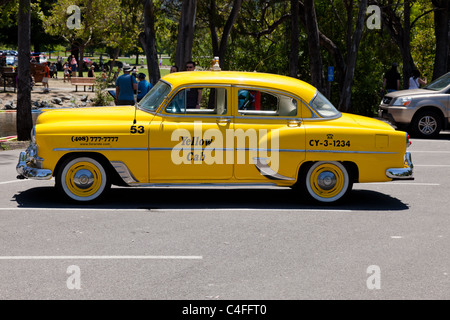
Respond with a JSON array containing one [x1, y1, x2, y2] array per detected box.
[[378, 72, 450, 138]]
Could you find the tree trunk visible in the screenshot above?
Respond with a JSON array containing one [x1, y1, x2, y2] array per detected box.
[[378, 0, 416, 89], [140, 0, 160, 85], [338, 0, 367, 112], [432, 0, 449, 80], [78, 46, 85, 77], [175, 0, 197, 70], [17, 0, 32, 141], [209, 0, 242, 69], [108, 47, 120, 78], [303, 0, 325, 94], [289, 0, 299, 78]]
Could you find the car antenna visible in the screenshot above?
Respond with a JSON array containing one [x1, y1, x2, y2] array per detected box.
[[133, 70, 137, 124], [133, 101, 137, 124]]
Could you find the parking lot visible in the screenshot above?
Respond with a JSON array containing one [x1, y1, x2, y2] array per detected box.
[[0, 133, 449, 300]]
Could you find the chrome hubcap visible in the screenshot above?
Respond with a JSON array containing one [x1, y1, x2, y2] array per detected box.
[[73, 169, 94, 189], [317, 171, 337, 190]]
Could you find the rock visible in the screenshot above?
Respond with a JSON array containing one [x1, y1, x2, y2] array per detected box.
[[51, 98, 62, 105], [80, 95, 88, 102]]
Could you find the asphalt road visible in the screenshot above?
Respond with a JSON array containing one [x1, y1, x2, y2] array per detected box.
[[0, 134, 449, 301]]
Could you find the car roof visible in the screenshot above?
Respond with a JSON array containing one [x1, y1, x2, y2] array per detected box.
[[161, 71, 317, 103]]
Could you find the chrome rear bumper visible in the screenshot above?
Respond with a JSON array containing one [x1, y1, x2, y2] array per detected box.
[[386, 152, 414, 180]]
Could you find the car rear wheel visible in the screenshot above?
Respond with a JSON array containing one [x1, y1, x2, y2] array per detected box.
[[411, 110, 442, 138], [56, 156, 110, 202], [303, 161, 352, 203]]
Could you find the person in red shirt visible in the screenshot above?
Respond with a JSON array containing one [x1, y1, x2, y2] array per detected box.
[[42, 62, 50, 92]]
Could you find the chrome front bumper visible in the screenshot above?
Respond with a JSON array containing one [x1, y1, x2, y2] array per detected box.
[[386, 152, 414, 180], [16, 144, 52, 180]]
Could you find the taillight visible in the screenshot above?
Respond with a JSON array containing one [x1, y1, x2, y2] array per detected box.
[[406, 133, 411, 147]]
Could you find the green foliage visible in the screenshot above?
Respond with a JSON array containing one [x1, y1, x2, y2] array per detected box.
[[1, 0, 440, 117], [92, 75, 114, 106]]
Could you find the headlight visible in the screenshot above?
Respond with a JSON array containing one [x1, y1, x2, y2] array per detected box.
[[392, 97, 412, 106], [31, 126, 36, 144]]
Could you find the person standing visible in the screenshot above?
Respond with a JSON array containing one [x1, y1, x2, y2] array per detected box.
[[42, 62, 50, 92], [136, 73, 152, 102], [383, 63, 401, 93], [87, 65, 95, 78], [185, 61, 202, 109], [70, 55, 78, 73], [409, 69, 427, 89], [63, 62, 71, 82], [115, 64, 137, 105]]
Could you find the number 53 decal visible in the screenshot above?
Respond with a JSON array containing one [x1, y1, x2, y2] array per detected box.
[[130, 125, 145, 134]]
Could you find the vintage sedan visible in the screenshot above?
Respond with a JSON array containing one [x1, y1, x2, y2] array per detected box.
[[17, 69, 413, 203], [378, 72, 450, 138]]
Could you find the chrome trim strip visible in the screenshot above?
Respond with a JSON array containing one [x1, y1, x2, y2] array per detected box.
[[234, 116, 302, 121], [236, 148, 305, 153], [150, 147, 234, 151], [53, 148, 148, 151], [307, 150, 398, 154], [386, 152, 414, 180], [127, 183, 278, 187], [156, 113, 232, 119], [253, 157, 295, 181], [110, 161, 139, 183]]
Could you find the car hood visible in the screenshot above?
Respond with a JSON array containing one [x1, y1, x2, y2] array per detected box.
[[36, 106, 140, 125], [385, 88, 437, 98]]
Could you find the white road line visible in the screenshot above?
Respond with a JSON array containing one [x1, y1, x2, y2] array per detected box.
[[414, 165, 450, 167], [0, 255, 202, 260], [412, 151, 450, 153], [0, 180, 31, 185], [365, 182, 440, 186]]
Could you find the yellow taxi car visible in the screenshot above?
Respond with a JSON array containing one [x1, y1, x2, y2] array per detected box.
[[17, 68, 413, 203]]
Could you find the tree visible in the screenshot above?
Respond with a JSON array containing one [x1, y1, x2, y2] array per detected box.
[[289, 0, 299, 78], [104, 0, 143, 77], [208, 0, 242, 69], [44, 0, 120, 76], [16, 0, 32, 141], [432, 0, 449, 79], [303, 0, 325, 94], [337, 0, 368, 112], [140, 0, 160, 85], [298, 0, 367, 112], [175, 0, 197, 70]]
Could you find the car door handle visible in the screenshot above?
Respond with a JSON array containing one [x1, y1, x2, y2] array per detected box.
[[287, 120, 301, 127], [217, 118, 231, 125]]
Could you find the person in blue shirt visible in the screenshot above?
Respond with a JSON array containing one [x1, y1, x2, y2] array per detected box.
[[115, 64, 138, 105], [137, 73, 152, 102]]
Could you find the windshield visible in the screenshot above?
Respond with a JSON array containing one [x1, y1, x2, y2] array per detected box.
[[138, 80, 171, 112], [310, 91, 341, 118], [424, 72, 450, 91]]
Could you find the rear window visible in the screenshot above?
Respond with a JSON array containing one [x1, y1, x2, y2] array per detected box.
[[310, 92, 341, 118]]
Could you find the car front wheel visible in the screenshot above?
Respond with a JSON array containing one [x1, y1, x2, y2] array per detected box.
[[303, 161, 352, 203], [56, 156, 111, 202], [411, 110, 442, 138]]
